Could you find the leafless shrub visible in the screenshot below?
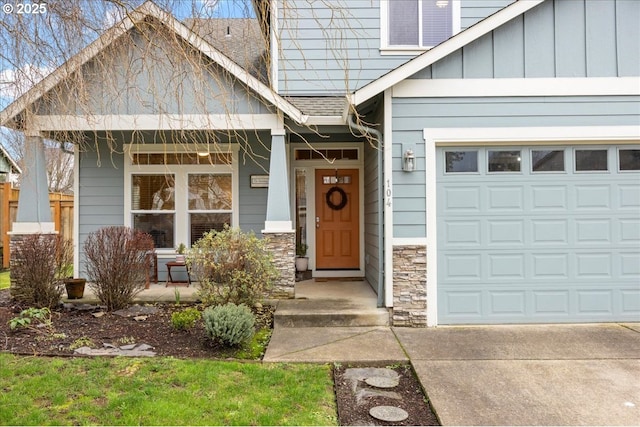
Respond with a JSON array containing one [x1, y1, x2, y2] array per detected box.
[[10, 234, 72, 308], [83, 226, 154, 311]]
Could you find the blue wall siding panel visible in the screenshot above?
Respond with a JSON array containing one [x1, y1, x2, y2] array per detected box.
[[586, 0, 618, 77], [463, 35, 494, 78], [554, 0, 586, 77], [78, 142, 125, 275], [238, 138, 270, 235], [617, 0, 640, 76], [364, 135, 380, 292], [492, 16, 525, 77], [523, 0, 555, 78]]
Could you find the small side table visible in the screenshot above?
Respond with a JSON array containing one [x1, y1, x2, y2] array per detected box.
[[165, 261, 191, 287]]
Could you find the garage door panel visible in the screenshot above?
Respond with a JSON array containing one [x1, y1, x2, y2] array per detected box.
[[438, 144, 640, 324], [577, 290, 613, 315], [489, 254, 525, 279], [618, 184, 640, 208], [620, 253, 640, 277], [533, 291, 570, 315], [532, 219, 569, 245], [619, 219, 640, 243], [444, 187, 481, 211], [531, 185, 568, 210], [532, 253, 569, 278], [576, 253, 612, 278], [488, 186, 524, 211], [488, 220, 524, 245], [575, 219, 612, 243], [575, 185, 611, 210], [445, 220, 481, 246]]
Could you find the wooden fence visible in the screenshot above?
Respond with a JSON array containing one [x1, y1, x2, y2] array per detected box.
[[0, 183, 74, 268]]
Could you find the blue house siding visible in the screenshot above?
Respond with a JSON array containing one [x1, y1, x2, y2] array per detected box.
[[364, 129, 381, 294], [410, 0, 640, 80], [238, 136, 270, 236], [390, 95, 640, 238], [277, 0, 515, 95], [35, 28, 270, 116], [77, 139, 125, 276]]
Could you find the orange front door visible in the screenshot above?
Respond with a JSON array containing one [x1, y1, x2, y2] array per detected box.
[[315, 169, 359, 269]]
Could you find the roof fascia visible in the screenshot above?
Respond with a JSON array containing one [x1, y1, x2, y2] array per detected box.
[[351, 0, 545, 106]]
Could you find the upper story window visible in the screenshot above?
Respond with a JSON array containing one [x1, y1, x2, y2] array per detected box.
[[382, 0, 459, 52]]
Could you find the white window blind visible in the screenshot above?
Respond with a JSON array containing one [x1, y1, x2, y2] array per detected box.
[[388, 0, 453, 48]]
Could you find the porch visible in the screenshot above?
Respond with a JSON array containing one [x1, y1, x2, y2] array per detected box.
[[64, 278, 388, 327]]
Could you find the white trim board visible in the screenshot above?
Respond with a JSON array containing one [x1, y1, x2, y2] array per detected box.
[[393, 77, 640, 98], [422, 125, 640, 327], [32, 114, 283, 132]]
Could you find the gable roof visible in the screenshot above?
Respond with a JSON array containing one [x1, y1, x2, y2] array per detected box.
[[0, 1, 307, 129], [350, 0, 545, 106], [0, 142, 21, 174]]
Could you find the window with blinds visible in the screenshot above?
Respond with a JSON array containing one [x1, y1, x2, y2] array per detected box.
[[388, 0, 453, 48]]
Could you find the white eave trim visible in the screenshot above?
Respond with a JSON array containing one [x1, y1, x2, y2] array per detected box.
[[393, 77, 640, 98], [31, 113, 282, 131], [305, 116, 345, 126], [351, 0, 545, 106]]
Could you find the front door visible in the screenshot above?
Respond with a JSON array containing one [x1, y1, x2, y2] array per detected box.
[[315, 169, 359, 269]]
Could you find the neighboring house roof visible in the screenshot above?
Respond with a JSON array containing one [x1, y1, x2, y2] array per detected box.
[[185, 18, 269, 84], [0, 143, 21, 174], [0, 1, 307, 129], [350, 0, 545, 106]]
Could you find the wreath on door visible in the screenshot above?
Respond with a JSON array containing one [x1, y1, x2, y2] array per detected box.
[[326, 186, 348, 211]]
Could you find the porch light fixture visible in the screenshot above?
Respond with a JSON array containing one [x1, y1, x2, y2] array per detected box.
[[403, 149, 416, 172]]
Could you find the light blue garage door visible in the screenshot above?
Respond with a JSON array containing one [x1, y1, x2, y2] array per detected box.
[[437, 145, 640, 324]]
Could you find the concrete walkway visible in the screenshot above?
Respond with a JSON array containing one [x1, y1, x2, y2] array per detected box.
[[265, 323, 640, 426]]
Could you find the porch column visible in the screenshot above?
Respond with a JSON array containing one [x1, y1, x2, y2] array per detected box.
[[12, 132, 54, 233], [9, 131, 56, 292], [263, 129, 295, 298]]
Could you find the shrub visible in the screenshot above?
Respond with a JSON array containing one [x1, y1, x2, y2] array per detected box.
[[171, 307, 201, 330], [83, 226, 154, 311], [10, 234, 72, 308], [203, 303, 255, 347], [187, 226, 278, 307]]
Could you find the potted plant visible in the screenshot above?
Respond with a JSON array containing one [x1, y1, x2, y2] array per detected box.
[[64, 277, 86, 299], [175, 243, 186, 263], [295, 242, 309, 272]]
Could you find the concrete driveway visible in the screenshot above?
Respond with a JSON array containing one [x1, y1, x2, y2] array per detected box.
[[394, 323, 640, 426]]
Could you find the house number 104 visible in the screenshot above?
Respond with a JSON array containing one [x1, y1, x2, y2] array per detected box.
[[386, 179, 392, 207]]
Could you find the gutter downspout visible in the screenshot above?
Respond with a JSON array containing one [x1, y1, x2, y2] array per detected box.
[[347, 114, 384, 308]]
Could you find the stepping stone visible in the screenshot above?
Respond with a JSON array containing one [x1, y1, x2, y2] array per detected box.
[[369, 406, 409, 423], [365, 376, 400, 389], [355, 389, 401, 406]]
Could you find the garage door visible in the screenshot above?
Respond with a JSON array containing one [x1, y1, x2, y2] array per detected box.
[[437, 145, 640, 324]]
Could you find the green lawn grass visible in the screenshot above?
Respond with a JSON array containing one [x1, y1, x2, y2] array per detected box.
[[0, 270, 9, 290], [0, 354, 337, 425]]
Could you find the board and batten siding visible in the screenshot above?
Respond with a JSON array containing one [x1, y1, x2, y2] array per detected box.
[[238, 136, 270, 236], [410, 0, 640, 80], [77, 139, 125, 276], [35, 29, 269, 116], [390, 95, 640, 238], [277, 0, 513, 95]]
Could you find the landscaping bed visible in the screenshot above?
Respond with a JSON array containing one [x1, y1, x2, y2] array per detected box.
[[0, 288, 439, 425]]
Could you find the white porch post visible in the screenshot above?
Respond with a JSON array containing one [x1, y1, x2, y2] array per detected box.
[[262, 129, 295, 298]]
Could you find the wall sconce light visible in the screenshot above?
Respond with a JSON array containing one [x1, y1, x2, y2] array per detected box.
[[403, 149, 416, 172]]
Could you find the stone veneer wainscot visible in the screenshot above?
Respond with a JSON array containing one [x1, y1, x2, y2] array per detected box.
[[262, 232, 295, 298], [392, 245, 427, 327]]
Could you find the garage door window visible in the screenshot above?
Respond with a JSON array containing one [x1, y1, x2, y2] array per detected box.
[[445, 150, 478, 173], [575, 149, 608, 172], [619, 149, 640, 171], [488, 150, 521, 173], [532, 149, 564, 172]]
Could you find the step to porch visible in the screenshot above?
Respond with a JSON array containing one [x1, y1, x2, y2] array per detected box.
[[274, 299, 390, 327]]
